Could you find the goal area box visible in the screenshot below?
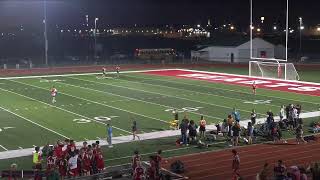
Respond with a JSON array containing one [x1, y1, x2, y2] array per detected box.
[[249, 60, 300, 81]]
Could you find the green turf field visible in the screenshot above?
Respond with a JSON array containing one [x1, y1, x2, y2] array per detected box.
[[0, 68, 319, 152]]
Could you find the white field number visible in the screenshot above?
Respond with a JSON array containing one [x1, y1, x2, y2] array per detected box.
[[165, 107, 203, 113], [73, 116, 118, 124], [243, 100, 272, 105]]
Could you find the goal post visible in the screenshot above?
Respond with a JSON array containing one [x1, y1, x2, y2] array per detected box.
[[249, 61, 300, 81]]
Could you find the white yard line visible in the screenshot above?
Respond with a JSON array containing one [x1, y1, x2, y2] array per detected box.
[[0, 110, 319, 160], [0, 87, 131, 135], [59, 79, 222, 121], [10, 80, 169, 126], [70, 76, 257, 115], [0, 145, 8, 151], [0, 106, 69, 139]]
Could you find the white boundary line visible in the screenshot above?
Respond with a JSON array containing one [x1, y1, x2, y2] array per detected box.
[[1, 68, 320, 86], [0, 106, 69, 139], [0, 87, 131, 134], [10, 80, 169, 126], [0, 69, 174, 80]]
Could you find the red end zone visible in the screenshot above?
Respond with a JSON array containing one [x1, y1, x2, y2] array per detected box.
[[142, 69, 320, 97]]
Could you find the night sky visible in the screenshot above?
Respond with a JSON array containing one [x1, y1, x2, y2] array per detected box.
[[0, 0, 319, 29]]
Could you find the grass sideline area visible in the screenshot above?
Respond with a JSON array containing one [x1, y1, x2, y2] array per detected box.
[[0, 117, 319, 170], [0, 66, 319, 170]]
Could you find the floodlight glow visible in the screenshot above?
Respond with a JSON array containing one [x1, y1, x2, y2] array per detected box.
[[257, 28, 261, 32], [300, 26, 305, 30], [230, 26, 235, 30], [273, 26, 277, 30], [317, 27, 320, 32]]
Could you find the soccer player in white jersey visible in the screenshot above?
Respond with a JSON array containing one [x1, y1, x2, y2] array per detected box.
[[51, 86, 58, 103]]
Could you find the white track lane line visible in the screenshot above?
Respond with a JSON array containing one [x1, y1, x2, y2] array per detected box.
[[0, 145, 8, 151]]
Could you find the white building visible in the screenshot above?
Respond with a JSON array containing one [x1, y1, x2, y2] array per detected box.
[[191, 38, 286, 63]]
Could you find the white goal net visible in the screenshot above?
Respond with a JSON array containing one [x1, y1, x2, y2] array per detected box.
[[249, 61, 300, 81]]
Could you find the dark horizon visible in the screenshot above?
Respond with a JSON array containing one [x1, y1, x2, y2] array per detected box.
[[0, 0, 319, 30]]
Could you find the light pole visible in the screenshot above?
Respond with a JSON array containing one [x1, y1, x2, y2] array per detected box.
[[44, 0, 48, 66], [94, 18, 99, 60], [299, 17, 303, 54]]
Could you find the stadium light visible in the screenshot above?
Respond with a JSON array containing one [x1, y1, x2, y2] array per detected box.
[[273, 26, 277, 30], [257, 28, 261, 32], [317, 27, 320, 32]]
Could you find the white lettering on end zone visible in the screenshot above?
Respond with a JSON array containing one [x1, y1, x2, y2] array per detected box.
[[165, 71, 320, 96]]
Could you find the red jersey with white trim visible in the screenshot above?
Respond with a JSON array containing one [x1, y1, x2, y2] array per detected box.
[[252, 83, 257, 89], [51, 88, 57, 97], [116, 66, 120, 72], [132, 155, 141, 170], [95, 152, 105, 170], [46, 156, 56, 170], [134, 166, 145, 180]]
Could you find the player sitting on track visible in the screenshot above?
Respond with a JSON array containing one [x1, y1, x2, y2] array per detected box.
[[252, 81, 257, 95], [51, 86, 58, 104]]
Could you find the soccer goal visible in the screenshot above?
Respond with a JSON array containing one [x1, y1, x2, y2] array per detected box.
[[249, 61, 300, 81]]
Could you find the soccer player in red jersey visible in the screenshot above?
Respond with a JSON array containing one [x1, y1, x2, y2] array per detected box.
[[50, 86, 58, 103], [133, 161, 145, 180], [132, 150, 141, 172], [81, 151, 92, 176], [95, 149, 105, 173], [46, 151, 56, 171], [252, 81, 257, 95], [58, 155, 68, 180]]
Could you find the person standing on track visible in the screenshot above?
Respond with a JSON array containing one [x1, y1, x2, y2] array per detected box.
[[106, 124, 113, 148], [251, 109, 257, 125], [232, 149, 240, 179], [132, 119, 140, 140], [115, 65, 120, 78]]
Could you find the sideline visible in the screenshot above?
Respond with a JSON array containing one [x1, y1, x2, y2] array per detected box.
[[0, 110, 319, 160]]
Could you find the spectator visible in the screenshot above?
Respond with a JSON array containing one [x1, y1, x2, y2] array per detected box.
[[46, 151, 56, 177], [179, 120, 188, 146], [188, 120, 197, 142], [296, 124, 307, 144], [155, 150, 163, 178], [274, 160, 286, 180], [232, 122, 241, 146], [172, 108, 179, 121], [247, 122, 254, 145], [9, 163, 18, 180], [299, 167, 308, 180], [95, 149, 105, 173], [232, 149, 240, 178], [95, 140, 100, 149], [133, 161, 145, 180], [81, 149, 92, 176], [293, 107, 299, 128], [147, 156, 157, 180], [258, 163, 270, 180], [58, 154, 68, 180], [199, 115, 206, 139], [279, 105, 285, 122], [80, 141, 88, 153], [232, 108, 240, 122], [296, 104, 302, 117], [227, 114, 234, 136], [221, 119, 229, 137], [132, 150, 141, 172], [132, 119, 140, 140], [32, 146, 42, 169], [307, 162, 320, 180], [251, 109, 257, 125], [68, 150, 79, 177], [107, 124, 113, 148]]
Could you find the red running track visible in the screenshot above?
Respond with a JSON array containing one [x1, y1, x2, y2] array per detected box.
[[162, 138, 320, 180]]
